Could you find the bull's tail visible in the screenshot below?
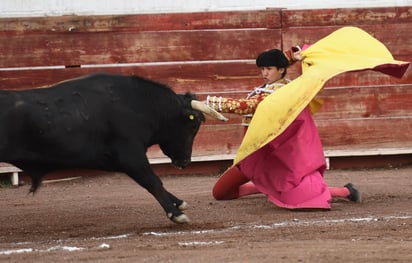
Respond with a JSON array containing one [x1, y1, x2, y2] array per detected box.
[[28, 172, 44, 194]]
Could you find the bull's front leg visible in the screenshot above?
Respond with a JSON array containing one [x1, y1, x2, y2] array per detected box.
[[166, 190, 189, 211], [153, 179, 190, 224], [126, 164, 190, 224]]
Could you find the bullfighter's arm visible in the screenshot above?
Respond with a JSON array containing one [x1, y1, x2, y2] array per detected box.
[[205, 94, 267, 115]]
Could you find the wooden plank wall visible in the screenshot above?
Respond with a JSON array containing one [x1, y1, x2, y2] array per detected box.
[[282, 7, 412, 157], [0, 7, 411, 167]]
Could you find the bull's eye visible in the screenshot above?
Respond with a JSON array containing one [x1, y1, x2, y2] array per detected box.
[[189, 114, 195, 120]]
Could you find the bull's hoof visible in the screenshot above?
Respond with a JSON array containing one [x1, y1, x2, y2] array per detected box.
[[178, 201, 188, 210], [167, 213, 190, 224], [173, 214, 190, 224]]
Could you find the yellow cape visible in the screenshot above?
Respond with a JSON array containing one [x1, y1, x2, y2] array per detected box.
[[233, 26, 410, 165]]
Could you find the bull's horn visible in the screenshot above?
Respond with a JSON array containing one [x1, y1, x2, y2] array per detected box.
[[191, 100, 228, 121]]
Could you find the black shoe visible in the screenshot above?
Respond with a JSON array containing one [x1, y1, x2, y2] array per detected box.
[[344, 183, 362, 203]]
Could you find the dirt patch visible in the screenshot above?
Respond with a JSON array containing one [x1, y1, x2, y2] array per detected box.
[[1, 166, 412, 262]]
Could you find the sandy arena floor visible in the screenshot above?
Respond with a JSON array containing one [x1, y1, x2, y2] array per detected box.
[[0, 165, 411, 262]]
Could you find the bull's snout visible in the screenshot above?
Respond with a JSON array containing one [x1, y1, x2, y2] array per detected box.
[[172, 159, 191, 169]]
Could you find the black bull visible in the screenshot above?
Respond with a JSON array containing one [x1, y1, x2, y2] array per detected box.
[[0, 73, 227, 223]]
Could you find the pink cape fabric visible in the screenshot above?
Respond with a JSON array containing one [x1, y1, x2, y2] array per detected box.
[[238, 107, 332, 209]]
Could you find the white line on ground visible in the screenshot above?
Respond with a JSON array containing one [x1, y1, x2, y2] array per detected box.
[[143, 214, 412, 237], [178, 241, 225, 247], [1, 214, 410, 255]]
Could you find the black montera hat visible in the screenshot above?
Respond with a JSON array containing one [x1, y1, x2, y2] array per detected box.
[[256, 49, 289, 68]]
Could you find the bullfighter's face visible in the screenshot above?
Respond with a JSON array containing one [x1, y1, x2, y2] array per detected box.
[[259, 66, 285, 84]]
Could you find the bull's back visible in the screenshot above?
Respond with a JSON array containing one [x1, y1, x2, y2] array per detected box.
[[2, 73, 176, 113]]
